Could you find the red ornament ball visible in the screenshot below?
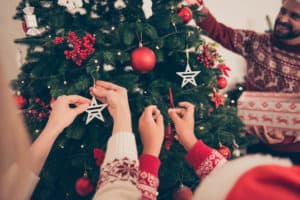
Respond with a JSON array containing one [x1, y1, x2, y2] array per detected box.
[[218, 145, 231, 159], [131, 47, 156, 73], [75, 177, 94, 197], [177, 7, 193, 24], [173, 184, 193, 200], [217, 76, 227, 89], [15, 95, 27, 108]]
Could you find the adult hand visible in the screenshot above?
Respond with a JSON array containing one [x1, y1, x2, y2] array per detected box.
[[168, 102, 197, 151], [248, 126, 286, 144], [46, 95, 90, 135], [185, 0, 203, 7], [138, 105, 164, 157], [90, 80, 132, 133]]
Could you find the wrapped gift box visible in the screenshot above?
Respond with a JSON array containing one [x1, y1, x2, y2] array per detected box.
[[237, 92, 300, 137]]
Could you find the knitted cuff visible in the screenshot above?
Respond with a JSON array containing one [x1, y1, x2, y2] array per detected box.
[[197, 11, 214, 27], [185, 140, 214, 169], [139, 154, 161, 177], [103, 132, 138, 164]]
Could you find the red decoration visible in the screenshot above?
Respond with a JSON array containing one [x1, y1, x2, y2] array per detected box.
[[217, 76, 227, 89], [169, 88, 175, 108], [131, 46, 156, 73], [177, 7, 193, 24], [64, 32, 96, 66], [165, 123, 174, 150], [75, 176, 94, 197], [218, 144, 231, 159], [22, 19, 28, 33], [210, 91, 224, 109], [53, 36, 65, 45], [173, 184, 193, 200], [15, 95, 27, 108], [217, 64, 231, 77], [93, 148, 105, 166], [197, 44, 218, 68]]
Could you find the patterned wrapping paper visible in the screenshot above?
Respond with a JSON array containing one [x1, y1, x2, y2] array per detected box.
[[237, 92, 300, 138]]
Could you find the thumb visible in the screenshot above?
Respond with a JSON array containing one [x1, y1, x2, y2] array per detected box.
[[74, 103, 90, 115], [168, 109, 181, 124]]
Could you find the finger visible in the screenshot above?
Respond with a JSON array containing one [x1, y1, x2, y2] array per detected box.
[[63, 95, 91, 104], [168, 108, 181, 124], [178, 101, 195, 118], [95, 80, 124, 91], [155, 112, 164, 127], [73, 103, 90, 115], [142, 105, 158, 120], [91, 87, 112, 98]]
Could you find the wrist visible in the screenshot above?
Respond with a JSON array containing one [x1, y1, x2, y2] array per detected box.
[[183, 136, 198, 151], [143, 147, 161, 157]]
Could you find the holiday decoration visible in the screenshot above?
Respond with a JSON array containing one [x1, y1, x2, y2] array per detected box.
[[58, 0, 87, 15], [210, 91, 224, 109], [63, 32, 96, 66], [93, 148, 105, 166], [177, 50, 200, 88], [217, 76, 227, 89], [217, 64, 231, 77], [177, 7, 193, 24], [218, 144, 231, 159], [173, 184, 193, 200], [23, 3, 41, 36], [197, 44, 218, 68], [165, 123, 174, 150], [15, 95, 27, 108], [75, 175, 94, 196], [238, 92, 300, 139], [131, 46, 156, 73], [85, 96, 107, 124], [232, 148, 241, 157]]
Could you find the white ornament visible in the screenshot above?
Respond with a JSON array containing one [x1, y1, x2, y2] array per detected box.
[[232, 148, 241, 157], [23, 4, 41, 36], [176, 63, 200, 88], [58, 0, 87, 15], [114, 0, 126, 9], [85, 96, 107, 124]]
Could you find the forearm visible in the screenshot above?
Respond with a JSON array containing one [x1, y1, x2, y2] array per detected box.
[[28, 125, 61, 176], [196, 10, 237, 51]]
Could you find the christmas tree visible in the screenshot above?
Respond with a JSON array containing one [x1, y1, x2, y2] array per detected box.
[[13, 0, 257, 199]]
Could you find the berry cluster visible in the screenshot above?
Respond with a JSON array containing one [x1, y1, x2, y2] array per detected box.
[[63, 32, 96, 66], [197, 44, 218, 68]]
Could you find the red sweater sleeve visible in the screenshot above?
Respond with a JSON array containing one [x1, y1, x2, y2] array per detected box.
[[138, 154, 160, 200], [198, 11, 258, 57], [185, 140, 227, 179]]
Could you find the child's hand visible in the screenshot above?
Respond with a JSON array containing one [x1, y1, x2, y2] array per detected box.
[[46, 95, 90, 135], [138, 105, 164, 157], [168, 102, 197, 151], [90, 80, 132, 133], [185, 0, 203, 7]]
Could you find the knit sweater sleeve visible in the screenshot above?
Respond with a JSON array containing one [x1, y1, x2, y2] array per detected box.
[[198, 11, 258, 57], [185, 140, 227, 179], [138, 154, 160, 200], [93, 132, 141, 200]]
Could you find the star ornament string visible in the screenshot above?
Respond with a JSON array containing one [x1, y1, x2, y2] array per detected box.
[[176, 49, 201, 88], [85, 96, 107, 124]]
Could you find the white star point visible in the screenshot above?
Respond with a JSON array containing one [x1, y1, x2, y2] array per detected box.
[[85, 96, 107, 124]]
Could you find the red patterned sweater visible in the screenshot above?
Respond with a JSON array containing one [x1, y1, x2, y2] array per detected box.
[[198, 12, 300, 93]]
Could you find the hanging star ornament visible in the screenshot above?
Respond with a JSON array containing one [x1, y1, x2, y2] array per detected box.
[[176, 63, 201, 88], [85, 96, 107, 124]]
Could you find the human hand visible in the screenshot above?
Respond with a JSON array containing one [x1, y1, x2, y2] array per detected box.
[[138, 105, 164, 157], [90, 80, 132, 133], [248, 126, 286, 144], [168, 102, 197, 151], [46, 95, 90, 135], [185, 0, 203, 7]]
